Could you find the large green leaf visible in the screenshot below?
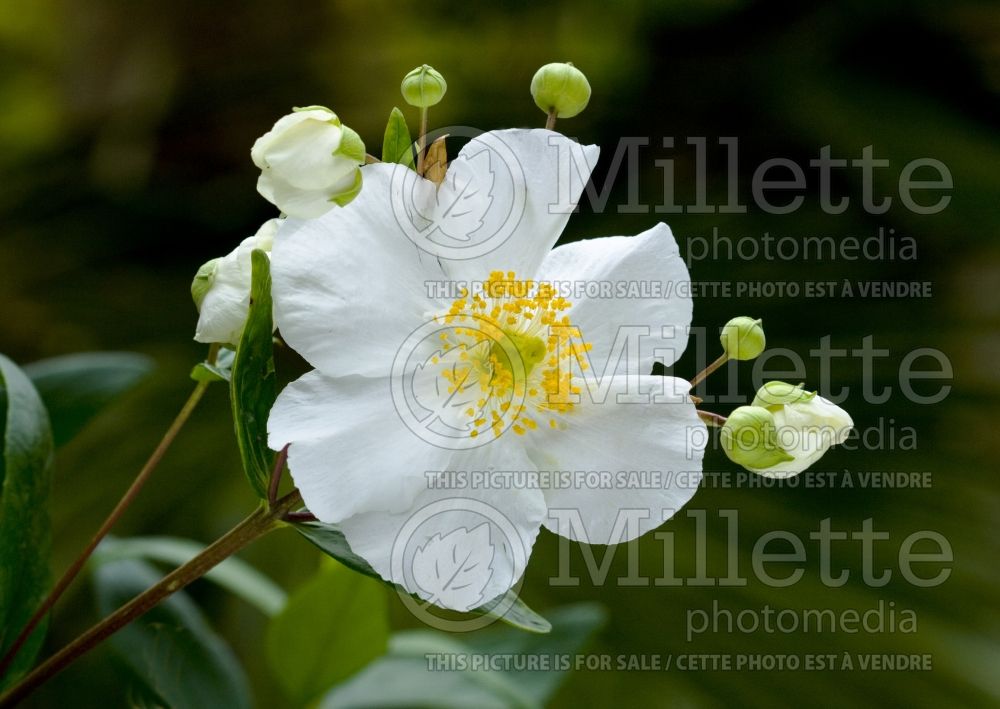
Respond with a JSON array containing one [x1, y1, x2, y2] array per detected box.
[[230, 250, 276, 497], [22, 351, 153, 448], [0, 354, 55, 690], [462, 603, 606, 703], [320, 604, 605, 709], [293, 521, 551, 633], [267, 558, 388, 707], [96, 535, 287, 617], [91, 557, 252, 709], [381, 107, 415, 168]]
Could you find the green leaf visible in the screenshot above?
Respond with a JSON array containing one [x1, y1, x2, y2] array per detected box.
[[267, 558, 388, 706], [22, 351, 153, 448], [293, 521, 551, 633], [230, 250, 276, 497], [321, 604, 605, 709], [92, 557, 252, 709], [462, 603, 606, 703], [321, 639, 520, 709], [190, 347, 235, 384], [382, 107, 415, 168], [0, 354, 54, 690], [294, 521, 379, 578], [95, 535, 287, 617]]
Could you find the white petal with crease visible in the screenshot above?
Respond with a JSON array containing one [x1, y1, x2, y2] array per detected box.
[[524, 375, 705, 544], [537, 222, 693, 375], [271, 163, 448, 378], [337, 439, 546, 611], [268, 371, 452, 521]]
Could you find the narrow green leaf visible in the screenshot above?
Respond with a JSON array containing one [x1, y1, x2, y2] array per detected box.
[[293, 521, 551, 633], [267, 558, 388, 706], [22, 351, 153, 448], [95, 535, 287, 617], [0, 354, 54, 690], [92, 557, 252, 708], [230, 250, 276, 497], [382, 107, 415, 168]]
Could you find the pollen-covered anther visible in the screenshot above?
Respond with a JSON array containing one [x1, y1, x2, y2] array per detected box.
[[434, 271, 590, 441]]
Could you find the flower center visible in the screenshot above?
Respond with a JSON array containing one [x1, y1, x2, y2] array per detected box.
[[434, 270, 592, 441]]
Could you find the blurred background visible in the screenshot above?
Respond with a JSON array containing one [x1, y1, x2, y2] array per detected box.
[[2, 0, 998, 706]]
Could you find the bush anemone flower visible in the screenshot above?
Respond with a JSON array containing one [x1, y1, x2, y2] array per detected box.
[[267, 129, 707, 611]]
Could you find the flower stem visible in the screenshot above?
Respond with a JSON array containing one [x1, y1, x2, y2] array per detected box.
[[0, 491, 302, 708], [416, 106, 429, 175], [0, 361, 217, 679], [267, 444, 289, 505], [689, 353, 729, 389], [545, 109, 557, 131]]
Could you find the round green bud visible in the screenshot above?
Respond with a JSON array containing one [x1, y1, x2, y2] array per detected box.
[[401, 64, 447, 108], [530, 62, 591, 119], [752, 381, 816, 409], [720, 406, 794, 470], [191, 258, 220, 310], [720, 316, 766, 361]]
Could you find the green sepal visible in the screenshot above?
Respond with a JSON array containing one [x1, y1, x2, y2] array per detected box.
[[381, 107, 415, 168]]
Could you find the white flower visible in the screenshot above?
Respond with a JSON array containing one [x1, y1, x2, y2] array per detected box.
[[251, 107, 365, 219], [746, 382, 854, 478], [267, 129, 706, 611], [193, 218, 280, 345]]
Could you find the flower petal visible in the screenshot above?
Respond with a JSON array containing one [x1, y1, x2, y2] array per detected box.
[[336, 438, 546, 612], [536, 222, 693, 375], [269, 371, 453, 521], [525, 375, 705, 544], [430, 129, 598, 281], [271, 163, 447, 377]]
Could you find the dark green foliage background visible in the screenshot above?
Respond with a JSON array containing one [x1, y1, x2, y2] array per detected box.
[[1, 0, 996, 706]]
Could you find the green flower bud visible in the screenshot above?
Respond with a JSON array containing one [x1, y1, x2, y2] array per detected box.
[[191, 258, 220, 310], [720, 316, 766, 361], [531, 62, 591, 119], [720, 406, 794, 470], [752, 381, 816, 409], [401, 65, 447, 108]]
